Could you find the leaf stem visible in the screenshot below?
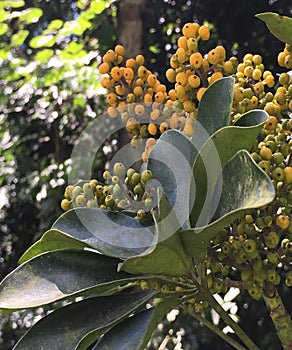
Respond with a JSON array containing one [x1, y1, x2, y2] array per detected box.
[[263, 289, 292, 350], [204, 290, 260, 350], [182, 305, 247, 350]]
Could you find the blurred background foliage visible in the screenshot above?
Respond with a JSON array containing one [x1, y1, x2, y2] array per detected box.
[[0, 0, 291, 349]]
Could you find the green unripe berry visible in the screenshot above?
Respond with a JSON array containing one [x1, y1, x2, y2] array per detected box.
[[83, 183, 93, 198], [140, 280, 150, 291], [87, 199, 97, 208], [133, 183, 143, 195], [136, 209, 146, 221], [258, 160, 270, 174], [102, 186, 110, 196], [103, 170, 112, 181], [255, 217, 265, 229], [71, 186, 82, 200], [131, 172, 141, 186], [113, 162, 126, 178], [141, 169, 153, 183], [75, 194, 86, 207], [243, 239, 257, 253], [266, 251, 279, 264], [280, 143, 290, 157], [105, 194, 114, 207], [285, 271, 292, 287], [126, 168, 136, 179], [111, 175, 120, 184], [95, 185, 104, 197], [144, 197, 154, 210], [272, 152, 284, 165], [247, 284, 263, 300], [265, 141, 277, 153], [265, 231, 280, 249], [272, 167, 285, 182], [241, 269, 252, 282]]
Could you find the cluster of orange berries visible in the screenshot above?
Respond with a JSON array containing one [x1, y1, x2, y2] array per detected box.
[[277, 43, 292, 69]]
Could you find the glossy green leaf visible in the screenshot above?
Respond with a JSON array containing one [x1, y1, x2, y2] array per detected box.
[[29, 34, 55, 48], [89, 0, 108, 15], [147, 129, 197, 229], [47, 19, 63, 31], [13, 291, 156, 350], [52, 208, 153, 258], [256, 12, 292, 45], [11, 30, 29, 46], [190, 109, 268, 228], [192, 77, 234, 149], [120, 190, 192, 276], [0, 249, 138, 309], [181, 150, 275, 257], [19, 229, 90, 264], [93, 298, 175, 350]]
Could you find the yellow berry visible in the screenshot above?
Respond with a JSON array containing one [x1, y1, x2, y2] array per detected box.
[[276, 215, 289, 229], [176, 47, 187, 63], [252, 68, 262, 81], [277, 52, 286, 66], [176, 71, 188, 86], [260, 146, 273, 160], [284, 167, 292, 184], [155, 91, 165, 103], [125, 58, 136, 68], [207, 48, 220, 65], [187, 37, 198, 50], [61, 199, 71, 211], [223, 60, 233, 74], [147, 74, 157, 87], [166, 68, 176, 83], [265, 75, 275, 88]]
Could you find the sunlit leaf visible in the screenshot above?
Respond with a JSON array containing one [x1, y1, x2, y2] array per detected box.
[[35, 49, 54, 63], [47, 19, 63, 31], [0, 23, 8, 36], [11, 30, 29, 46], [3, 0, 25, 8], [20, 8, 43, 24], [29, 34, 56, 48]]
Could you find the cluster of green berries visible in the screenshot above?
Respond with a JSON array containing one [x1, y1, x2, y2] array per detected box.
[[61, 163, 155, 222], [206, 118, 292, 300]]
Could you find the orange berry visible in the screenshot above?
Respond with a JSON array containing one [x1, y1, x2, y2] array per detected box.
[[147, 74, 157, 87], [126, 58, 136, 68], [114, 45, 125, 56], [150, 108, 160, 120], [100, 77, 112, 89], [124, 67, 135, 81], [264, 116, 278, 130], [265, 75, 275, 88], [133, 86, 143, 97], [104, 49, 115, 62], [182, 22, 199, 38], [188, 74, 201, 88], [197, 87, 206, 101], [155, 91, 165, 103], [207, 49, 220, 65], [166, 68, 176, 83], [134, 104, 145, 116], [190, 52, 203, 69], [168, 89, 176, 101], [209, 71, 223, 84], [106, 92, 117, 105], [148, 123, 158, 136], [198, 25, 210, 40], [143, 93, 153, 103], [176, 71, 188, 86], [111, 66, 122, 80], [223, 60, 233, 74], [159, 122, 169, 133], [137, 65, 148, 79], [176, 47, 187, 63], [284, 167, 292, 184], [98, 62, 110, 74], [175, 84, 186, 99], [107, 106, 118, 118], [135, 54, 145, 66], [177, 36, 188, 50], [115, 84, 126, 96]]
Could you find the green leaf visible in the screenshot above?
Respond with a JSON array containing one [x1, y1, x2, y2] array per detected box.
[[192, 77, 234, 149], [93, 298, 175, 350], [181, 150, 275, 257], [29, 34, 55, 48], [0, 23, 8, 36], [0, 249, 138, 309], [13, 291, 156, 350], [147, 129, 197, 229], [11, 30, 29, 46], [256, 12, 292, 45], [3, 0, 25, 8], [52, 208, 153, 258], [35, 49, 54, 63], [19, 229, 90, 264], [20, 8, 43, 24], [89, 0, 108, 15], [47, 19, 63, 31], [120, 190, 192, 276], [190, 109, 268, 228]]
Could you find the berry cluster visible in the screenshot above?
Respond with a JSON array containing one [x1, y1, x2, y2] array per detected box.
[[61, 163, 155, 223], [207, 118, 292, 300], [277, 43, 292, 69]]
